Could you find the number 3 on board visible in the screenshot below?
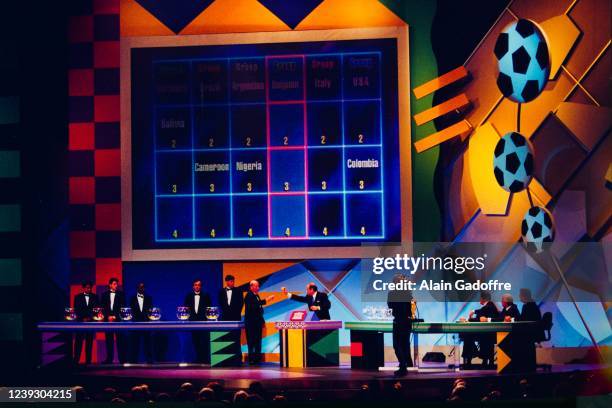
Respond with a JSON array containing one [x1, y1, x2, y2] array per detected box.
[[284, 182, 290, 191], [210, 229, 216, 238]]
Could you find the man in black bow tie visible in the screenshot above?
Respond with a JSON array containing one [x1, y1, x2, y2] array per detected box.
[[219, 275, 244, 321], [129, 282, 153, 363], [101, 277, 127, 364], [73, 281, 98, 365], [183, 279, 211, 363]]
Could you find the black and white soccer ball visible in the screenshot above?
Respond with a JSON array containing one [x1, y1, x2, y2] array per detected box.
[[493, 132, 534, 193], [521, 206, 555, 253], [494, 19, 550, 103]]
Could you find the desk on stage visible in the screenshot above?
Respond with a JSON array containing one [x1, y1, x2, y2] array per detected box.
[[344, 321, 538, 373], [37, 321, 243, 367], [275, 320, 342, 368]]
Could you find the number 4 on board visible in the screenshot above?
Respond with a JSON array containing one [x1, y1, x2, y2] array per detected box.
[[172, 229, 178, 238]]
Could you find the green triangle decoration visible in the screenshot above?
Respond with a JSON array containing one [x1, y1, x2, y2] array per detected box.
[[211, 341, 234, 354], [211, 353, 235, 366], [308, 330, 338, 359], [210, 331, 229, 341]]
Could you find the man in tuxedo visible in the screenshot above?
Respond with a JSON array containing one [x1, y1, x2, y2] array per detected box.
[[498, 293, 520, 322], [218, 275, 243, 321], [387, 274, 414, 376], [183, 279, 211, 363], [461, 291, 499, 367], [129, 282, 153, 363], [244, 280, 274, 364], [73, 281, 97, 365], [101, 277, 127, 364], [281, 282, 331, 320]]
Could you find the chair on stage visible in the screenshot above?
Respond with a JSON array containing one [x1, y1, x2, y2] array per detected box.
[[536, 311, 553, 372]]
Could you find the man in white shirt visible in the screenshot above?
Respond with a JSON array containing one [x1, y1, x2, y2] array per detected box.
[[184, 279, 211, 363], [219, 275, 244, 321], [101, 277, 126, 364]]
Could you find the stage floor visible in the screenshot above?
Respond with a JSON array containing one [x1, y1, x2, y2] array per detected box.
[[62, 363, 610, 392]]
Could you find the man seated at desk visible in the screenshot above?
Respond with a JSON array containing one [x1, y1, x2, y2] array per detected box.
[[281, 283, 331, 320], [498, 293, 520, 322], [460, 291, 499, 367]]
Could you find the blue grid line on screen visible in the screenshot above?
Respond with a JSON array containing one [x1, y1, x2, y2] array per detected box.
[[155, 144, 381, 153], [340, 54, 347, 238], [226, 58, 234, 239], [152, 51, 386, 242], [189, 61, 196, 240], [378, 53, 385, 239]]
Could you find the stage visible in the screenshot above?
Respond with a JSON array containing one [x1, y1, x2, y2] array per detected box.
[[36, 363, 612, 402]]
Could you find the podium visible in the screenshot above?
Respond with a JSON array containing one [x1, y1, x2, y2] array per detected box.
[[275, 311, 342, 368]]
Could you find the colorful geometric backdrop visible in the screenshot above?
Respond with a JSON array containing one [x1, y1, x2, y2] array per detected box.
[[65, 0, 611, 362]]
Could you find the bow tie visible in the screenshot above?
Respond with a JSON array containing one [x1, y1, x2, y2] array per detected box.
[[194, 293, 200, 296], [137, 294, 144, 298], [226, 288, 232, 291], [84, 294, 89, 297]]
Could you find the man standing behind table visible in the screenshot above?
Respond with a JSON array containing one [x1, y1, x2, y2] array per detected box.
[[387, 274, 414, 376], [281, 282, 331, 320], [519, 288, 544, 342], [101, 277, 127, 364], [244, 280, 274, 365], [73, 281, 98, 365], [184, 279, 211, 363], [129, 282, 153, 363], [219, 275, 244, 321]]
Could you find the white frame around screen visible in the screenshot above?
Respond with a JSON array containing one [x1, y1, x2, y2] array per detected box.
[[121, 26, 411, 261]]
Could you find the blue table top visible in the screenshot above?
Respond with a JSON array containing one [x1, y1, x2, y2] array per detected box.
[[38, 321, 244, 331]]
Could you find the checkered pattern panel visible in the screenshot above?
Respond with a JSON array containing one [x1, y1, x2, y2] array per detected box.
[[68, 0, 121, 293]]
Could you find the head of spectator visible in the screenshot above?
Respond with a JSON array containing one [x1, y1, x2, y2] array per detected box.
[[155, 393, 171, 402], [248, 381, 266, 399], [233, 390, 249, 404], [72, 386, 89, 402], [197, 387, 215, 402], [176, 382, 195, 402], [205, 381, 223, 401], [272, 394, 287, 404]]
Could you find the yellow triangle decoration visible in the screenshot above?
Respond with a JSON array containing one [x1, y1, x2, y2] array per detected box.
[[180, 0, 290, 35]]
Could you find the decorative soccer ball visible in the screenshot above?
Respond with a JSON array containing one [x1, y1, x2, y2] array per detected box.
[[494, 19, 550, 103], [521, 206, 555, 253], [493, 132, 534, 192]]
